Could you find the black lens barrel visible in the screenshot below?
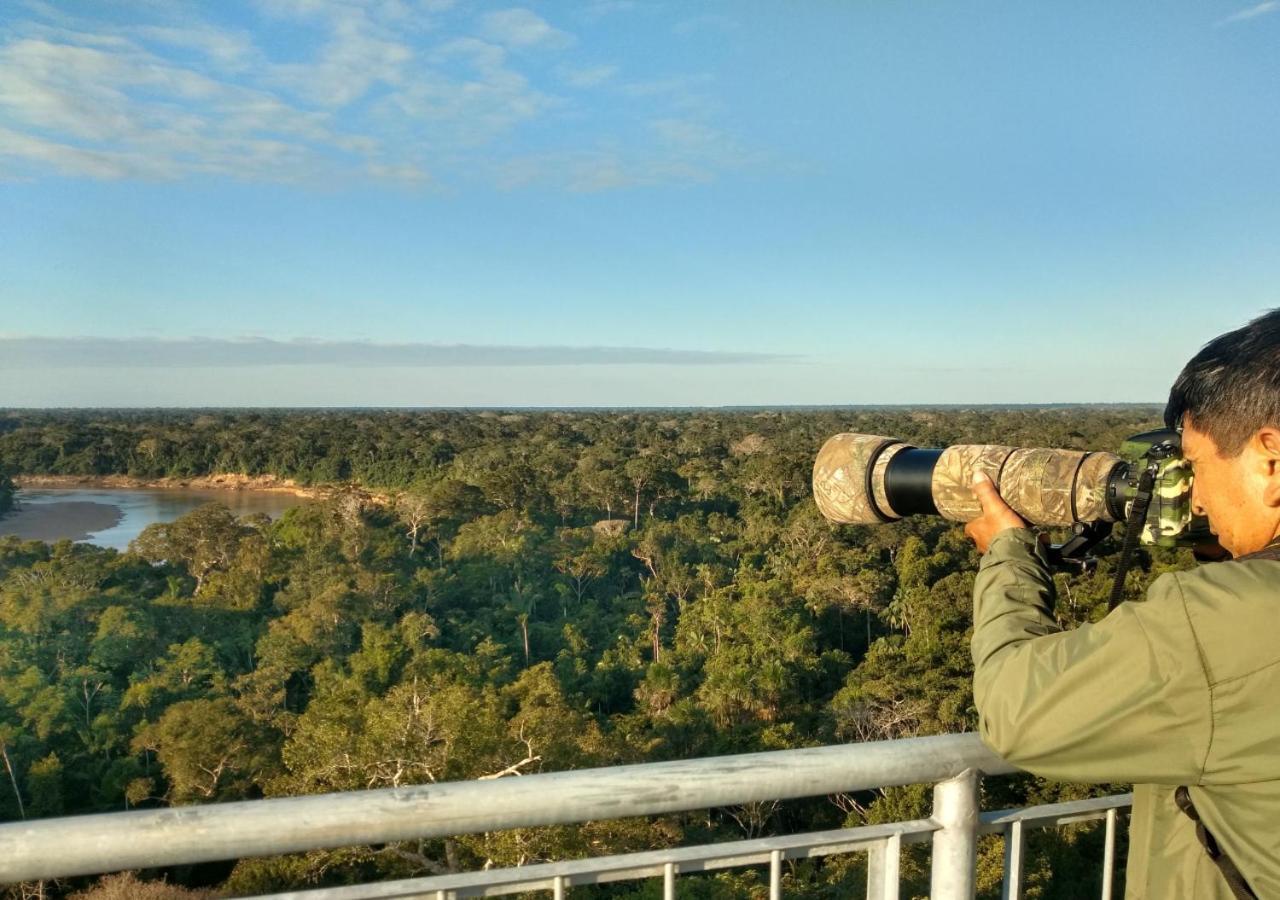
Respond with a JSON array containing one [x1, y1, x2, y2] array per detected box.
[[882, 448, 1132, 523], [881, 448, 943, 518]]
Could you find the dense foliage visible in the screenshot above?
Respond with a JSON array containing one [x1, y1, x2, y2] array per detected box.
[[0, 469, 13, 516], [0, 408, 1191, 898]]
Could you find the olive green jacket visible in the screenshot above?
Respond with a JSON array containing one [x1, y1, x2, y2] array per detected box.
[[973, 528, 1280, 899]]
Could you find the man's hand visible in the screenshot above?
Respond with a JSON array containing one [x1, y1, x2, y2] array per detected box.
[[964, 472, 1028, 554]]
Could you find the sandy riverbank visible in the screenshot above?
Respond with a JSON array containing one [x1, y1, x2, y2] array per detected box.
[[13, 473, 325, 499], [0, 500, 124, 543]]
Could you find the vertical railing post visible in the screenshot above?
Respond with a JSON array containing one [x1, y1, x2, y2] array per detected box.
[[1101, 808, 1118, 900], [1001, 820, 1024, 900], [930, 769, 981, 900], [867, 833, 902, 900]]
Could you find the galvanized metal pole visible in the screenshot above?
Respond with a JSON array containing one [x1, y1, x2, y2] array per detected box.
[[866, 833, 901, 900], [1001, 819, 1024, 900], [930, 769, 980, 900], [1101, 808, 1117, 900], [0, 733, 1016, 883]]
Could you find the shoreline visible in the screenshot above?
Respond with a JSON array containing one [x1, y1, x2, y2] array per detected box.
[[13, 473, 325, 499]]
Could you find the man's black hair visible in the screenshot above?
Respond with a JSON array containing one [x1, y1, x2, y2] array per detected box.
[[1165, 308, 1280, 455]]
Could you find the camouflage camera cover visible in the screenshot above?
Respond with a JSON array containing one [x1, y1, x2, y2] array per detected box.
[[1118, 434, 1197, 547]]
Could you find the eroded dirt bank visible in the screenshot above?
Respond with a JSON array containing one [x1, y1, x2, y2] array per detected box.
[[13, 473, 325, 499]]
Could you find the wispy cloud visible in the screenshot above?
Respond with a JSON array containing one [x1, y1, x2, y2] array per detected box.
[[0, 29, 400, 182], [480, 8, 575, 50], [493, 148, 686, 192], [255, 0, 418, 26], [1217, 1, 1279, 24], [0, 337, 790, 368], [619, 74, 715, 99], [268, 18, 415, 107], [382, 37, 557, 148], [578, 0, 637, 20], [617, 73, 718, 116], [129, 25, 257, 70], [495, 116, 761, 191], [0, 3, 755, 190], [558, 63, 618, 88]]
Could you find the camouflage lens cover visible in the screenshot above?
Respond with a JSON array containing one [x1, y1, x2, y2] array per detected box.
[[812, 433, 906, 525]]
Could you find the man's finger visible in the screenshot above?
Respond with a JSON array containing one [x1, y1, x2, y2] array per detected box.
[[971, 471, 1000, 508]]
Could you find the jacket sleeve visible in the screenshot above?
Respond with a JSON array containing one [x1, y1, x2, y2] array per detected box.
[[971, 528, 1213, 784]]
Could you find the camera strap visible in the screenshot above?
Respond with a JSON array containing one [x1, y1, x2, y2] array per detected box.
[[1174, 787, 1258, 899], [1108, 463, 1159, 611]]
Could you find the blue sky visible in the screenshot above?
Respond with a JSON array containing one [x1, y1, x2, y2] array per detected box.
[[1, 0, 1277, 406]]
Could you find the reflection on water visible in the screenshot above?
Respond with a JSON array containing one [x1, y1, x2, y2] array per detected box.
[[0, 488, 304, 551]]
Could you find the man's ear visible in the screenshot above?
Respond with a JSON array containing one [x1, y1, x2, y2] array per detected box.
[[1256, 428, 1280, 507]]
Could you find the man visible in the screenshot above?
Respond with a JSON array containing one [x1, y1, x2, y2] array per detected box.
[[965, 309, 1280, 898]]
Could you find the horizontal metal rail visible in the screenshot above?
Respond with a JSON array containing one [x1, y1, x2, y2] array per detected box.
[[243, 820, 942, 900], [0, 732, 1017, 883], [980, 794, 1133, 832], [236, 794, 1134, 900], [983, 794, 1132, 900]]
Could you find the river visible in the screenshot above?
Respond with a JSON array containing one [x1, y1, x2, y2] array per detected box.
[[0, 487, 305, 551]]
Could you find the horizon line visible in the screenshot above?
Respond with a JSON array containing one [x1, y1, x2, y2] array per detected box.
[[0, 402, 1167, 412]]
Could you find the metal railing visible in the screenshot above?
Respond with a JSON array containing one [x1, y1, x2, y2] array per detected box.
[[0, 733, 1130, 899]]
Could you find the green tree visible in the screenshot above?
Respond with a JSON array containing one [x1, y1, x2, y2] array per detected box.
[[131, 504, 259, 595], [132, 698, 276, 803], [0, 467, 14, 515]]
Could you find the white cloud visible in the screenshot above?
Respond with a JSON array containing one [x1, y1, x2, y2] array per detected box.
[[479, 8, 574, 49], [558, 64, 618, 88], [129, 24, 257, 70], [0, 34, 390, 181], [379, 37, 557, 147], [0, 125, 140, 179], [580, 0, 637, 18], [430, 35, 508, 70], [0, 3, 754, 190], [255, 0, 413, 25], [617, 73, 717, 116], [366, 160, 430, 183], [1218, 1, 1279, 23], [268, 15, 414, 107], [651, 117, 723, 151], [496, 148, 703, 192]]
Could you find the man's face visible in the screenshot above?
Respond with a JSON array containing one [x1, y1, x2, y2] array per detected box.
[[1182, 418, 1280, 557]]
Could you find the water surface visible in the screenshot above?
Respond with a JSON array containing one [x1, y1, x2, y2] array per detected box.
[[0, 488, 303, 551]]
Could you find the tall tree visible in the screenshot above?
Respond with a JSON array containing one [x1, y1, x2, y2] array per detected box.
[[0, 467, 14, 515], [131, 504, 258, 595]]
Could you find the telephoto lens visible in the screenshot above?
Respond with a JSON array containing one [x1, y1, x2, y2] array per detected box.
[[812, 433, 1126, 528]]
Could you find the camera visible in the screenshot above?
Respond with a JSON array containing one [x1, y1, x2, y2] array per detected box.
[[812, 429, 1208, 559]]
